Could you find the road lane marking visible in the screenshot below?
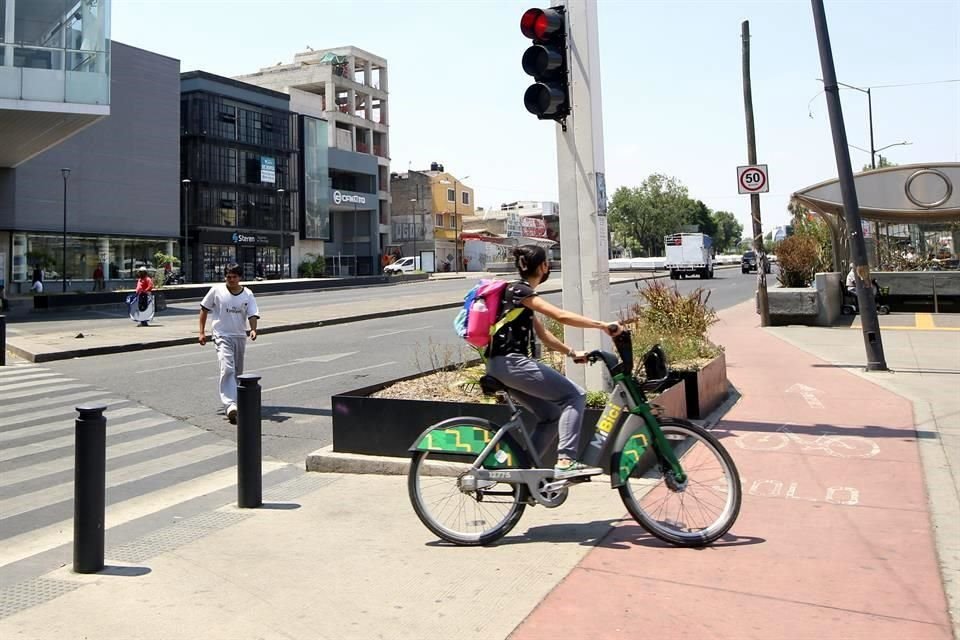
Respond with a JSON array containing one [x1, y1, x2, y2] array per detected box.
[[262, 361, 397, 393], [367, 326, 433, 339], [915, 313, 935, 329]]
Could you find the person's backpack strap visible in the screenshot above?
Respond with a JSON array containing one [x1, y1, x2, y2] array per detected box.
[[489, 307, 524, 338]]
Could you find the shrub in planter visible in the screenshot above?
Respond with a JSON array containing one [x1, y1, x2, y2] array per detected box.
[[776, 235, 820, 288]]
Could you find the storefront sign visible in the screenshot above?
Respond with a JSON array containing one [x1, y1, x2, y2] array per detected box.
[[232, 232, 270, 245], [261, 157, 276, 184], [332, 189, 368, 206], [521, 217, 547, 238]]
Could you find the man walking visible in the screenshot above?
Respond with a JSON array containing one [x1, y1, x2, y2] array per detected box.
[[198, 263, 259, 424]]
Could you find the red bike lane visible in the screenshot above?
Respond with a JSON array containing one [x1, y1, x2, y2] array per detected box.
[[511, 302, 952, 640]]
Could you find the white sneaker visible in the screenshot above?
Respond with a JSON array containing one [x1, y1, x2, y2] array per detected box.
[[226, 404, 238, 423]]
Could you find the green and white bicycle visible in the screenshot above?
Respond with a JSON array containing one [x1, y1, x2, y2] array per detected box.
[[407, 330, 742, 547]]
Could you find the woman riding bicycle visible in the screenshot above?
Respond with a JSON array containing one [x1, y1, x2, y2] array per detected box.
[[486, 244, 621, 479]]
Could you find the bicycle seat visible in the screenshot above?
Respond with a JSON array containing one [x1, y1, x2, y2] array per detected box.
[[479, 375, 508, 396]]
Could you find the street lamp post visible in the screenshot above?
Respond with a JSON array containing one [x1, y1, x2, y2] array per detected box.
[[276, 188, 285, 278], [61, 168, 71, 292], [182, 179, 191, 282]]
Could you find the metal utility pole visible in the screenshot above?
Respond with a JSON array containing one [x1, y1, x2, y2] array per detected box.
[[276, 188, 285, 278], [741, 21, 769, 326], [554, 0, 610, 391], [811, 0, 887, 371], [61, 168, 71, 293], [182, 178, 191, 282]]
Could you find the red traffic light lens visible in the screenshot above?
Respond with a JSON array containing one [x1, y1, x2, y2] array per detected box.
[[521, 7, 562, 40], [520, 8, 543, 39]]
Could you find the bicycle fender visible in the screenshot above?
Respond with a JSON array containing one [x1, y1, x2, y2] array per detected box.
[[409, 417, 522, 470], [609, 415, 657, 488]]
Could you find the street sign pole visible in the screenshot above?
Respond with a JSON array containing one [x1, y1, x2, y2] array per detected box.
[[553, 0, 610, 391], [741, 21, 770, 327]]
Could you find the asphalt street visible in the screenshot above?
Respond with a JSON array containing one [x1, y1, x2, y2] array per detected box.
[[38, 271, 761, 464]]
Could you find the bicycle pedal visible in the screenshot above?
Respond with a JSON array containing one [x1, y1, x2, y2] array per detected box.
[[566, 476, 592, 485]]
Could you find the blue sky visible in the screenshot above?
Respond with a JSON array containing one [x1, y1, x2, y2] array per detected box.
[[113, 0, 959, 231]]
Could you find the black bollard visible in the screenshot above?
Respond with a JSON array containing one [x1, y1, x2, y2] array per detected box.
[[74, 404, 107, 573], [237, 374, 262, 508], [0, 315, 6, 366]]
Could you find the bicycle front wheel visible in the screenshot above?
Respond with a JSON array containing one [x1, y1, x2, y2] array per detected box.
[[619, 418, 741, 547], [408, 448, 527, 547]]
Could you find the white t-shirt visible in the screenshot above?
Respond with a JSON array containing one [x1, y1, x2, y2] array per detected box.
[[200, 284, 260, 337]]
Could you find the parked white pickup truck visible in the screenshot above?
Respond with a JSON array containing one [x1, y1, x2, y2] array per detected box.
[[664, 233, 714, 279]]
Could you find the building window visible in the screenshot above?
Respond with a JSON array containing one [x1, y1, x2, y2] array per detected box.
[[447, 188, 455, 202], [461, 191, 470, 206], [202, 244, 236, 282], [436, 214, 444, 228], [450, 216, 457, 229]]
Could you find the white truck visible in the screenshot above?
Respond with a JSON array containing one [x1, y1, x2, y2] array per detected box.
[[664, 233, 714, 280]]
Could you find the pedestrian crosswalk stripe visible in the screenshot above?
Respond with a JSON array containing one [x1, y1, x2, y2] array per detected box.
[[0, 461, 288, 569], [0, 366, 50, 379], [0, 390, 114, 418], [0, 423, 207, 489], [0, 382, 89, 402], [0, 404, 144, 444], [0, 371, 61, 385], [0, 377, 80, 393], [0, 416, 174, 463], [1, 442, 237, 519]]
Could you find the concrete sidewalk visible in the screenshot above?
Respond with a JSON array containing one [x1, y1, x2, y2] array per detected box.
[[2, 301, 956, 639], [2, 270, 672, 362]]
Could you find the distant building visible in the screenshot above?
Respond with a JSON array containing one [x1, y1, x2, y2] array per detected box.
[[236, 47, 389, 276]]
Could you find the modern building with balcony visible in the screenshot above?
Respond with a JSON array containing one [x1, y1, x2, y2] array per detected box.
[[0, 41, 178, 294], [0, 0, 112, 167], [180, 71, 299, 282], [235, 46, 389, 276]]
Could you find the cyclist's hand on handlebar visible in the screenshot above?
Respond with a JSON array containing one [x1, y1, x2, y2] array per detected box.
[[570, 350, 590, 364], [604, 322, 623, 337]]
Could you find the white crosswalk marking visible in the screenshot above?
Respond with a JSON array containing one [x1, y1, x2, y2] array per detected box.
[[0, 363, 295, 572]]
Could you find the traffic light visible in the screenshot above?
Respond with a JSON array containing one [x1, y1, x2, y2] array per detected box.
[[520, 7, 569, 121]]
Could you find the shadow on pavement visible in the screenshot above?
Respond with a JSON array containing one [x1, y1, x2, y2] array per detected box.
[[810, 363, 960, 375], [714, 419, 934, 440], [597, 524, 766, 550], [262, 406, 332, 423], [98, 565, 152, 577]]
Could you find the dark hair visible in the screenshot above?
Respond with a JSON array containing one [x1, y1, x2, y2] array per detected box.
[[513, 244, 547, 278], [225, 263, 242, 277]]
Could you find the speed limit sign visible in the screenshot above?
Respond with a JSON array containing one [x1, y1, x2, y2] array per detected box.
[[737, 164, 769, 194]]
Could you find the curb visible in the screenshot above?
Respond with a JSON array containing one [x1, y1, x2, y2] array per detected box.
[[304, 381, 743, 477], [8, 271, 690, 363]]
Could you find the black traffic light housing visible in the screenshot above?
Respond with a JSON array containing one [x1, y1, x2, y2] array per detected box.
[[520, 7, 569, 122]]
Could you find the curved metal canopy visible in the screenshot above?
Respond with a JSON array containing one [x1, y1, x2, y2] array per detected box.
[[792, 163, 960, 224]]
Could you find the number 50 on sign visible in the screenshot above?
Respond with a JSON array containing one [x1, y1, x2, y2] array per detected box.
[[737, 164, 769, 194]]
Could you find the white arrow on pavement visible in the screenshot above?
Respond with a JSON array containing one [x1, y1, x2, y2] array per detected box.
[[786, 383, 824, 409]]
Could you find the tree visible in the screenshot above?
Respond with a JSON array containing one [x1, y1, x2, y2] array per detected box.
[[710, 211, 743, 253], [608, 174, 691, 257], [683, 199, 718, 239], [862, 156, 897, 172]]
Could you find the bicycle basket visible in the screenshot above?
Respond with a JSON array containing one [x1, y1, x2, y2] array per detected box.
[[642, 345, 668, 381]]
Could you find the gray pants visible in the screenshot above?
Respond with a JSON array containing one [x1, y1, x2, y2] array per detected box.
[[214, 335, 246, 409], [486, 354, 587, 461]]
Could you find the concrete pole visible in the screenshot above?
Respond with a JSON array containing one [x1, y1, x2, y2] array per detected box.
[[553, 0, 610, 391]]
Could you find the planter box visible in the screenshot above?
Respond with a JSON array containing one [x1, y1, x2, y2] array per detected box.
[[675, 352, 727, 420], [331, 370, 688, 460]]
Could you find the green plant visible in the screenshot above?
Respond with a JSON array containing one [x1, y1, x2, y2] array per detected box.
[[775, 235, 819, 287], [298, 253, 326, 278], [152, 252, 180, 288], [620, 280, 721, 370], [585, 390, 609, 409]]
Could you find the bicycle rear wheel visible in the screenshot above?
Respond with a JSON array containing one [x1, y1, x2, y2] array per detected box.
[[408, 448, 527, 546], [619, 418, 741, 547]]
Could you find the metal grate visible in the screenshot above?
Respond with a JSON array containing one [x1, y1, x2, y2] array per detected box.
[[0, 577, 82, 620], [107, 511, 253, 564], [263, 473, 339, 502]]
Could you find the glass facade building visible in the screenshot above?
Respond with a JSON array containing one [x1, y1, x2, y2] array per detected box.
[[0, 0, 111, 105], [181, 72, 299, 282]]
